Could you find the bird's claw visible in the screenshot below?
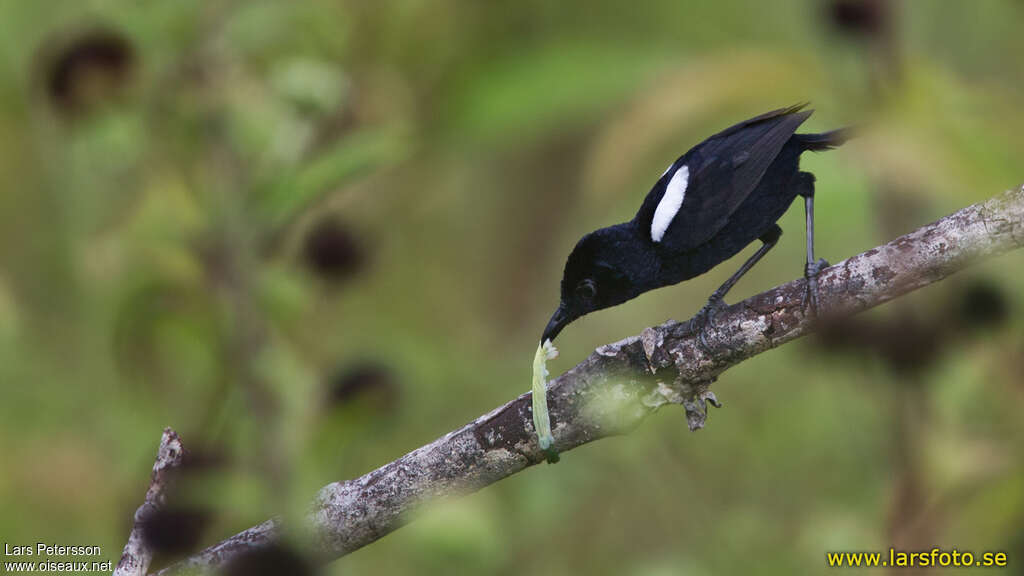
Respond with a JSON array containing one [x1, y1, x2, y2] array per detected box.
[[803, 258, 830, 317], [694, 297, 727, 350]]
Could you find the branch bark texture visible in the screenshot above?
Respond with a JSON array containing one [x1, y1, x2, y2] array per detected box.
[[155, 187, 1024, 574]]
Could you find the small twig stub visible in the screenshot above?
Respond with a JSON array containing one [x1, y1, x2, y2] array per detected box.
[[114, 428, 186, 576]]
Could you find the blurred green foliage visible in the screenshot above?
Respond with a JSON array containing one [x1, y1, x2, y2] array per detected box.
[[1, 0, 1023, 574]]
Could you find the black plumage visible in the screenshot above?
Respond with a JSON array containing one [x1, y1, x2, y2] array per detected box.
[[543, 104, 849, 343]]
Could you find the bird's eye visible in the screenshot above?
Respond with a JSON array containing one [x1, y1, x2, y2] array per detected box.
[[576, 279, 597, 300]]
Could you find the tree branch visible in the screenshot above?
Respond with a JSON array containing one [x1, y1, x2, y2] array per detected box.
[[152, 186, 1024, 575], [115, 428, 186, 576]]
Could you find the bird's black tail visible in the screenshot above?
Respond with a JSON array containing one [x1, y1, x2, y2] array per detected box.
[[794, 126, 854, 151]]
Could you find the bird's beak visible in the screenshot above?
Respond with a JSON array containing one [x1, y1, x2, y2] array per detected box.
[[542, 305, 570, 343]]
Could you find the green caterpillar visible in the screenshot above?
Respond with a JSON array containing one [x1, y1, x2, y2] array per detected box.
[[531, 340, 560, 463]]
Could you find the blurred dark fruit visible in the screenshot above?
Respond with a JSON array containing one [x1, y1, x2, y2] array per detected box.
[[303, 219, 366, 282], [826, 0, 888, 38], [956, 280, 1010, 331], [141, 506, 211, 557], [326, 362, 399, 412], [41, 27, 135, 113]]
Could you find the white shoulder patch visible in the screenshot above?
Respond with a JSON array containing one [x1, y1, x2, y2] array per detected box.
[[651, 165, 688, 243]]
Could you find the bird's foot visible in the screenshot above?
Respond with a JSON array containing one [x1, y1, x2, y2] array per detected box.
[[693, 296, 727, 350], [803, 258, 830, 317]]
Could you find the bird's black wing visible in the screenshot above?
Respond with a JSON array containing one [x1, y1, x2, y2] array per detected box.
[[635, 104, 812, 250]]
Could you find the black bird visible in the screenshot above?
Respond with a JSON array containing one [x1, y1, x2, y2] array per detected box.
[[542, 104, 849, 344]]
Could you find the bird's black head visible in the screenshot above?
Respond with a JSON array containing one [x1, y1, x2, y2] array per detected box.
[[542, 224, 648, 343]]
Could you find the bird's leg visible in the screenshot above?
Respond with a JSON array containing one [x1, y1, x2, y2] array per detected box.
[[800, 173, 829, 317], [694, 225, 782, 349]]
